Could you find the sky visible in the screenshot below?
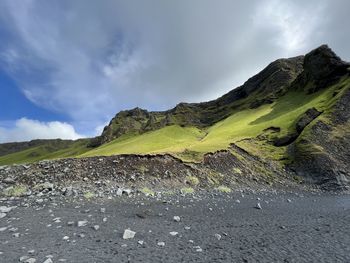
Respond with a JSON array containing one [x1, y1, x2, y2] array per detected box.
[[0, 0, 350, 143]]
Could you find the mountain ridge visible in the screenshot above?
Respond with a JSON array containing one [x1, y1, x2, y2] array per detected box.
[[1, 44, 349, 190]]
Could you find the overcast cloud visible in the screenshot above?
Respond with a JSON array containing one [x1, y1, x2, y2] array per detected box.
[[0, 0, 350, 142]]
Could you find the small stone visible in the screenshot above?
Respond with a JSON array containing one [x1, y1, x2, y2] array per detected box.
[[138, 240, 144, 246], [0, 213, 6, 219], [169, 231, 178, 236], [36, 199, 44, 204], [287, 199, 292, 203], [116, 188, 123, 196], [3, 177, 15, 184], [194, 246, 202, 252], [93, 225, 100, 231], [62, 236, 69, 241], [77, 220, 88, 227], [24, 258, 36, 263], [28, 250, 35, 254], [19, 256, 29, 262], [102, 217, 107, 223], [214, 233, 222, 240], [43, 259, 53, 263], [157, 241, 165, 247], [100, 208, 106, 213], [0, 227, 7, 232], [123, 189, 132, 196], [255, 203, 262, 209], [173, 216, 181, 222], [13, 233, 20, 238], [235, 199, 240, 203], [53, 218, 61, 223], [123, 229, 136, 239], [184, 226, 191, 230], [0, 206, 13, 213], [67, 221, 74, 226]]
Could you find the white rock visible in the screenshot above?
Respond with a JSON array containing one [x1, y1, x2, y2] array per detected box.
[[255, 202, 262, 209], [235, 199, 241, 203], [13, 233, 20, 238], [36, 199, 44, 204], [157, 241, 165, 247], [173, 216, 181, 222], [0, 213, 6, 219], [62, 236, 69, 241], [214, 233, 222, 240], [137, 240, 144, 246], [53, 218, 61, 223], [116, 188, 123, 196], [25, 258, 36, 263], [184, 226, 191, 230], [123, 189, 132, 196], [0, 227, 7, 232], [93, 225, 100, 231], [77, 220, 88, 227], [100, 208, 106, 213], [0, 206, 13, 213], [28, 250, 35, 254], [123, 229, 136, 239], [193, 246, 202, 252], [287, 199, 292, 203], [169, 231, 178, 236], [20, 256, 30, 262], [102, 217, 107, 223], [43, 259, 53, 263]]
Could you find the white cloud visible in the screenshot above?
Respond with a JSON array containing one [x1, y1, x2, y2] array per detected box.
[[0, 118, 84, 143], [0, 0, 349, 136]]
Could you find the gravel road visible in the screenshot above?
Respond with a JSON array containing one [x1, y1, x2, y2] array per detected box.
[[0, 191, 349, 263]]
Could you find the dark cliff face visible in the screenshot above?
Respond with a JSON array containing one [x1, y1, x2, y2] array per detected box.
[[288, 87, 350, 191], [292, 45, 350, 93]]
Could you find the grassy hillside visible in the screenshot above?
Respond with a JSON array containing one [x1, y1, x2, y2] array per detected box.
[[1, 77, 348, 165], [0, 139, 90, 165], [82, 78, 349, 161]]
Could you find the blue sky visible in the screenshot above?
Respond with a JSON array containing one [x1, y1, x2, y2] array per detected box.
[[0, 0, 350, 143]]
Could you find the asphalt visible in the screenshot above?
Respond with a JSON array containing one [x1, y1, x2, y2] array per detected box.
[[0, 191, 349, 263]]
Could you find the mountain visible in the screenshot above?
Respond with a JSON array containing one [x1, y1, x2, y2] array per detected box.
[[0, 45, 349, 190]]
